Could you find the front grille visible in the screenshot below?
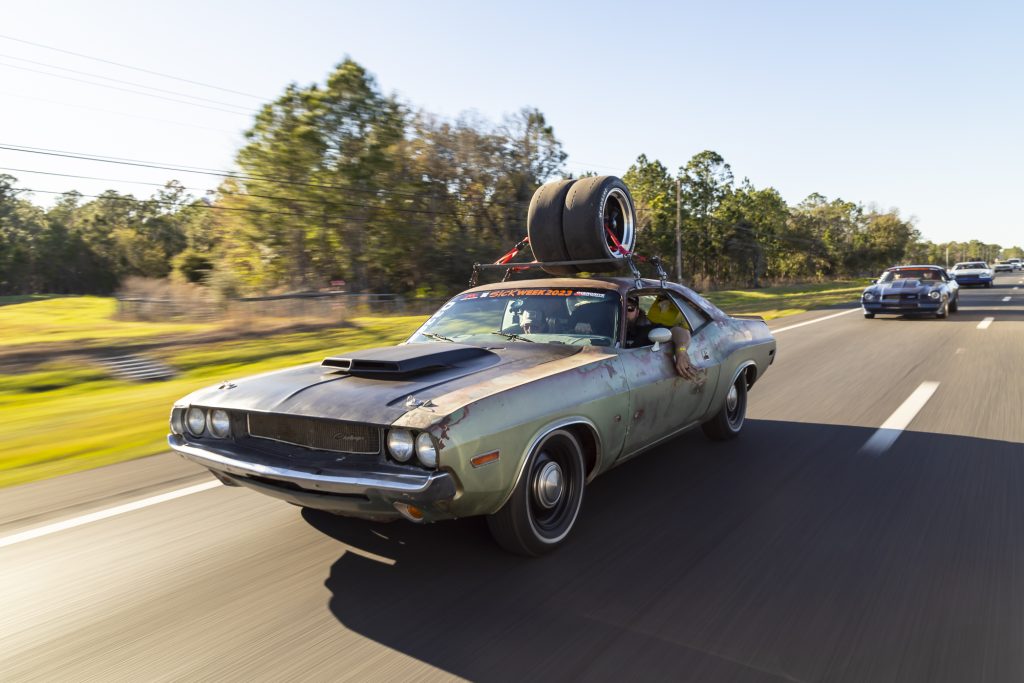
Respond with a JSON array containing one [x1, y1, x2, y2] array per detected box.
[[246, 413, 381, 454]]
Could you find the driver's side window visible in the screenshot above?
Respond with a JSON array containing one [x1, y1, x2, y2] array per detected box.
[[625, 290, 687, 348]]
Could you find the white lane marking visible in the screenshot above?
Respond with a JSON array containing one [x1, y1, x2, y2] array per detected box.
[[955, 347, 966, 354], [0, 480, 220, 549], [1002, 296, 1011, 302], [861, 381, 940, 456], [771, 307, 859, 333], [977, 317, 994, 330], [1014, 287, 1020, 290]]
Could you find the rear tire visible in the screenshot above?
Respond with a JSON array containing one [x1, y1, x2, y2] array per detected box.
[[527, 179, 577, 276], [702, 374, 747, 441], [562, 176, 637, 268], [487, 429, 586, 556]]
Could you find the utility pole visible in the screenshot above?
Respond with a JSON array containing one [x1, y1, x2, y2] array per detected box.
[[945, 244, 950, 269], [675, 178, 682, 283]]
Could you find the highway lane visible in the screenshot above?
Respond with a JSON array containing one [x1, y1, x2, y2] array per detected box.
[[1, 273, 1022, 682]]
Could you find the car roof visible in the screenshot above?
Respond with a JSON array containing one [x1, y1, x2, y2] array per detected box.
[[464, 276, 689, 296], [887, 265, 944, 270]]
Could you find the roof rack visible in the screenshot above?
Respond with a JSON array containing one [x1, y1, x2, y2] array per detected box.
[[470, 236, 668, 290]]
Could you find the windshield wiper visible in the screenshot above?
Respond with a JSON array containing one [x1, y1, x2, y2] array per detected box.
[[490, 331, 534, 342], [422, 332, 455, 342]]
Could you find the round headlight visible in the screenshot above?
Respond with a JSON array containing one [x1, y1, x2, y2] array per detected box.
[[208, 409, 231, 438], [929, 290, 941, 300], [863, 292, 875, 301], [186, 407, 206, 435], [387, 429, 414, 462], [415, 432, 438, 468]]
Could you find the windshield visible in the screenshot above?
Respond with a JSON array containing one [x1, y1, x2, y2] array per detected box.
[[878, 269, 941, 283], [952, 262, 987, 269], [408, 287, 622, 346]]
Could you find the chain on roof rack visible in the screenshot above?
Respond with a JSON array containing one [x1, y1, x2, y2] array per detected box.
[[470, 236, 668, 290]]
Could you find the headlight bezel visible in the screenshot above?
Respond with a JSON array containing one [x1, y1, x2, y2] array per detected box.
[[863, 291, 876, 302], [928, 290, 941, 300]]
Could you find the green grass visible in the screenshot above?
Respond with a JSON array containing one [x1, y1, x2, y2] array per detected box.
[[0, 316, 425, 488], [704, 280, 868, 320], [0, 282, 865, 488], [0, 296, 216, 348]]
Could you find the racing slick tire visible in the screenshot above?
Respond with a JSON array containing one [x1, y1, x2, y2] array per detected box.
[[702, 374, 747, 441], [562, 176, 637, 269], [487, 429, 585, 556], [527, 179, 578, 276]]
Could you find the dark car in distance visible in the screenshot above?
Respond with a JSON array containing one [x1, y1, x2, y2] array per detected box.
[[861, 265, 960, 319]]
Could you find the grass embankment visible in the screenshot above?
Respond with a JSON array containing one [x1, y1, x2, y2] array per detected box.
[[704, 280, 868, 320], [0, 281, 865, 488]]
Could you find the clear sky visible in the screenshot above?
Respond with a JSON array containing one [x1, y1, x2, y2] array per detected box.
[[2, 0, 1021, 246]]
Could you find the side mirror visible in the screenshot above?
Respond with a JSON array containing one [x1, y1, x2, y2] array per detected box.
[[648, 327, 672, 352]]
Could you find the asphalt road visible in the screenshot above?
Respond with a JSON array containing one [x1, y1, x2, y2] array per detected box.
[[2, 273, 1023, 682]]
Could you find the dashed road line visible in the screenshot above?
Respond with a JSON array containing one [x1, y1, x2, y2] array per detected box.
[[978, 317, 995, 330], [771, 307, 859, 333], [861, 381, 940, 456], [0, 480, 220, 549], [1002, 296, 1011, 302]]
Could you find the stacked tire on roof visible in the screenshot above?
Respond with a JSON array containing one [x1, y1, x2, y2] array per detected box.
[[527, 176, 638, 275]]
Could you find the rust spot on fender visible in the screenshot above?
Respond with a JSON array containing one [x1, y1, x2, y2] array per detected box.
[[430, 406, 470, 447]]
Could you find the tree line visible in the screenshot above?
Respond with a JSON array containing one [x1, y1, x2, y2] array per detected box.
[[1, 58, 1020, 297]]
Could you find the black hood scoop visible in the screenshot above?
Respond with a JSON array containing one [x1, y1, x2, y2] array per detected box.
[[322, 344, 498, 379]]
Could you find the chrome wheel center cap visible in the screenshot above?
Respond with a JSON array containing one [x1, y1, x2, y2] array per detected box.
[[534, 461, 564, 509], [727, 385, 739, 413]]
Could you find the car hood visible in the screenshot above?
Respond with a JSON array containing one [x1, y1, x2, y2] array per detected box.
[[178, 342, 592, 425], [866, 279, 936, 294]]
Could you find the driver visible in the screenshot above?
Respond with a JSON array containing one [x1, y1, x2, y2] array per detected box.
[[519, 308, 548, 334]]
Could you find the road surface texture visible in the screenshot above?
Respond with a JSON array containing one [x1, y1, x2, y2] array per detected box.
[[2, 273, 1023, 682]]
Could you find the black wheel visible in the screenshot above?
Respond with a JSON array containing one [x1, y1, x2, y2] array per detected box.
[[949, 296, 958, 313], [487, 429, 585, 556], [562, 176, 637, 268], [702, 374, 747, 441], [527, 179, 577, 276], [935, 298, 948, 318], [986, 281, 993, 288], [864, 312, 875, 319]]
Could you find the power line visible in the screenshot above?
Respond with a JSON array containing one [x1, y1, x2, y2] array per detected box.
[[0, 142, 533, 207], [0, 90, 239, 134], [0, 53, 257, 111], [0, 61, 253, 116], [0, 33, 265, 100]]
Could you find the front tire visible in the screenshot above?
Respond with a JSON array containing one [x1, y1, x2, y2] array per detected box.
[[864, 312, 875, 319], [702, 374, 748, 441], [935, 298, 948, 318], [949, 296, 958, 313], [487, 429, 586, 556]]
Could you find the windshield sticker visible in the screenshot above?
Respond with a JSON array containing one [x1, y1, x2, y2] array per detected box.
[[485, 288, 580, 298], [573, 291, 607, 298]]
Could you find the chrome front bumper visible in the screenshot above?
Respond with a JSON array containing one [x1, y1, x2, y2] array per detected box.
[[168, 434, 457, 521]]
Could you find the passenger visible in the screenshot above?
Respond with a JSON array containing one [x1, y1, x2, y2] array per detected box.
[[625, 295, 703, 384]]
